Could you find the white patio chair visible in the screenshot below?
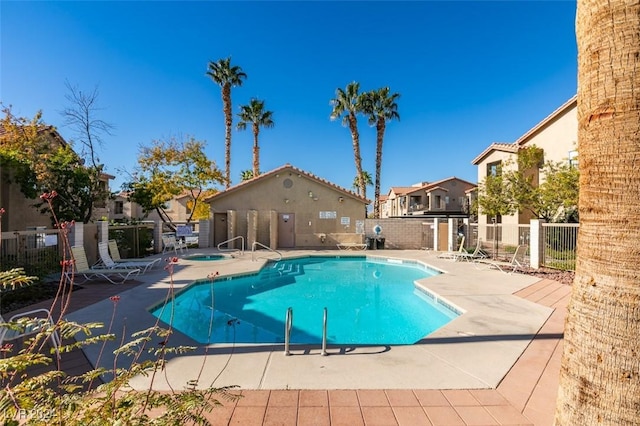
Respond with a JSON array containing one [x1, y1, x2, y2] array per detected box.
[[0, 308, 61, 357], [67, 246, 141, 285], [98, 241, 160, 273]]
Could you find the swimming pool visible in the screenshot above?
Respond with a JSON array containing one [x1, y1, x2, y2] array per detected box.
[[150, 256, 459, 345], [185, 254, 228, 261]]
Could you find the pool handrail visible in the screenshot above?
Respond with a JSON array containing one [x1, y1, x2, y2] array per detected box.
[[321, 307, 328, 356], [284, 307, 293, 356], [217, 236, 245, 255], [251, 242, 282, 262]]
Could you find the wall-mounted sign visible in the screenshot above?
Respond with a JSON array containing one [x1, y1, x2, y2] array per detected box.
[[319, 211, 337, 219], [176, 225, 193, 237], [340, 217, 350, 226]]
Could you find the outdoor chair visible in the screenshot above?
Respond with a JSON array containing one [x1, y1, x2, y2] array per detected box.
[[474, 244, 528, 273], [437, 236, 466, 259], [452, 238, 488, 262], [108, 240, 158, 266], [68, 245, 141, 285], [98, 242, 160, 273], [162, 235, 188, 255], [0, 308, 60, 357]]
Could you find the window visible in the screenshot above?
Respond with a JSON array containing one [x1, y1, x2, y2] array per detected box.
[[487, 161, 501, 177], [114, 201, 124, 215]]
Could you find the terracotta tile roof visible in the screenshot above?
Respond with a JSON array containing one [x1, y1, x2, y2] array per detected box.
[[421, 176, 477, 189], [388, 187, 417, 196], [390, 177, 477, 195], [471, 142, 519, 165], [204, 163, 369, 203]]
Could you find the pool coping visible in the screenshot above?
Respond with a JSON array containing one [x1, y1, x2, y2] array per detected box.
[[67, 249, 548, 391]]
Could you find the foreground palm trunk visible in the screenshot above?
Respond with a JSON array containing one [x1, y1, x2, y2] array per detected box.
[[555, 0, 640, 424]]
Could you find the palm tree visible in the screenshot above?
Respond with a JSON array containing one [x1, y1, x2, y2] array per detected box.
[[206, 57, 247, 188], [240, 169, 255, 181], [351, 170, 372, 196], [330, 82, 366, 199], [555, 1, 640, 424], [236, 98, 274, 178], [361, 87, 400, 219]]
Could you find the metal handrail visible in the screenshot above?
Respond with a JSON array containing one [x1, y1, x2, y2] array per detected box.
[[217, 236, 245, 255], [321, 307, 328, 356], [251, 242, 282, 262], [284, 307, 293, 356]]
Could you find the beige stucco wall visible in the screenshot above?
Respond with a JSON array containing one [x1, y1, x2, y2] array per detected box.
[[1, 177, 51, 231], [475, 100, 577, 244], [524, 105, 577, 167], [208, 170, 367, 249]]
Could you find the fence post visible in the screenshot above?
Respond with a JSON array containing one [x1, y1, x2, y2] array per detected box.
[[68, 222, 84, 248], [198, 219, 210, 248], [97, 221, 109, 244], [462, 218, 470, 249], [432, 218, 439, 251], [447, 218, 455, 252], [529, 219, 543, 269]]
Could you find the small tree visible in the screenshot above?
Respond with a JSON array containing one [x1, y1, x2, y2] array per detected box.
[[0, 106, 105, 224], [125, 136, 224, 227], [476, 145, 579, 223]]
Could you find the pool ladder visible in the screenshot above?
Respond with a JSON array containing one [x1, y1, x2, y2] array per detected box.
[[284, 307, 328, 357]]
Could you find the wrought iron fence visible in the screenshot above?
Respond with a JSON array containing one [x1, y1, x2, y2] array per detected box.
[[0, 229, 63, 276], [541, 223, 578, 271], [469, 223, 530, 260], [108, 223, 155, 259]]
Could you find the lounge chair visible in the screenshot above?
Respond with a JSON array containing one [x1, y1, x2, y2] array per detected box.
[[437, 236, 466, 259], [109, 240, 159, 268], [453, 238, 488, 262], [68, 245, 140, 284], [98, 242, 160, 273], [0, 308, 60, 357], [474, 245, 528, 273], [337, 243, 368, 250], [162, 235, 188, 255]]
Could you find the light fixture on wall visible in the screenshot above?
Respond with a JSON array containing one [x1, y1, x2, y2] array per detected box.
[[308, 191, 314, 198], [338, 197, 344, 203], [284, 198, 290, 204]]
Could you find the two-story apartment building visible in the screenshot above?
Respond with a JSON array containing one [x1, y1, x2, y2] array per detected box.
[[472, 95, 578, 238], [110, 190, 208, 224], [0, 125, 113, 231], [380, 177, 477, 218]]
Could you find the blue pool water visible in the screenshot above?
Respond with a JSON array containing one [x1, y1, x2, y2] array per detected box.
[[150, 256, 459, 345], [185, 254, 227, 261]]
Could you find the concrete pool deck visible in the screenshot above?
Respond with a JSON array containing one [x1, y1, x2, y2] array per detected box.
[[67, 250, 545, 388], [15, 248, 569, 424]]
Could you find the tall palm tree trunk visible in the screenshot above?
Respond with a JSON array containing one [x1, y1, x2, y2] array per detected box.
[[555, 0, 640, 423], [373, 118, 385, 219], [222, 84, 232, 188], [252, 122, 260, 177], [348, 114, 366, 199]]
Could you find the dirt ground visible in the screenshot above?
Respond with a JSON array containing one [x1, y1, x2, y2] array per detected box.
[[519, 267, 575, 285]]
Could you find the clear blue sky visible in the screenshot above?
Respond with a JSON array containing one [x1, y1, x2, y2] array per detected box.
[[1, 1, 577, 196]]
